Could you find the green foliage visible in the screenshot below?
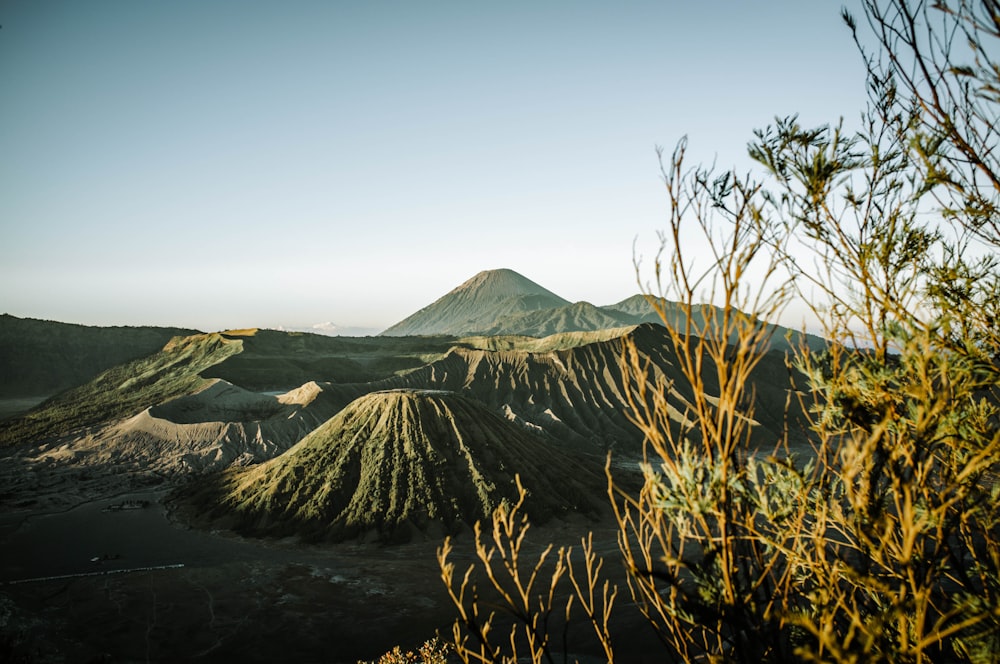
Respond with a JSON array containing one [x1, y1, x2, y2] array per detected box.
[[436, 2, 1000, 662], [359, 637, 453, 664]]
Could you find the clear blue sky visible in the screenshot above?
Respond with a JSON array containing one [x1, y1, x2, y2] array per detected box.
[[0, 1, 868, 334]]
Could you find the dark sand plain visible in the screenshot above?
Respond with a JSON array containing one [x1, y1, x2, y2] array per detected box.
[[0, 486, 645, 663], [1, 489, 463, 662]]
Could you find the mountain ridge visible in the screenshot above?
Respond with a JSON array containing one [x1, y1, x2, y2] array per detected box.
[[0, 269, 819, 517], [379, 268, 827, 351], [0, 314, 199, 399]]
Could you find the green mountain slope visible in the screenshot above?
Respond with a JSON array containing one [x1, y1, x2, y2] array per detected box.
[[378, 270, 828, 350], [0, 314, 197, 399], [325, 324, 803, 455], [173, 389, 604, 543], [380, 269, 571, 336], [482, 301, 637, 337], [0, 332, 242, 447], [0, 329, 462, 448]]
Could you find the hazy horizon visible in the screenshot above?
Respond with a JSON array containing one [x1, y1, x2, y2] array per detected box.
[[1, 1, 868, 333]]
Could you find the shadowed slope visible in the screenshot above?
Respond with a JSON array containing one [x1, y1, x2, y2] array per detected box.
[[604, 295, 828, 352], [176, 389, 604, 543], [0, 332, 243, 447], [0, 378, 355, 510], [0, 329, 368, 507], [198, 328, 461, 389], [0, 314, 198, 400], [0, 328, 461, 448], [40, 379, 350, 475], [323, 324, 805, 455]]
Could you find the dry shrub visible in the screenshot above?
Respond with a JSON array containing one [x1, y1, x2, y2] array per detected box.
[[359, 636, 452, 664], [435, 2, 1000, 663]]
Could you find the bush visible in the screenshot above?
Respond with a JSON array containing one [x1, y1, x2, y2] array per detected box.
[[359, 637, 452, 664], [435, 1, 1000, 662]]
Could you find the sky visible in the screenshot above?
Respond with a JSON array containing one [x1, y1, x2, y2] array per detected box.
[[0, 1, 870, 334]]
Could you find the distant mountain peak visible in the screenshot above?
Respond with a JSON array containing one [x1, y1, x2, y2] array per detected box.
[[378, 268, 828, 347], [447, 268, 564, 299], [380, 269, 570, 337]]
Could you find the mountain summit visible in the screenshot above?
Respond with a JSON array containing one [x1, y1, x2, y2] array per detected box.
[[380, 269, 570, 336]]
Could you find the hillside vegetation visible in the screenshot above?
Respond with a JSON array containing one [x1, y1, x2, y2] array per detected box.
[[380, 268, 571, 336], [0, 314, 197, 399], [173, 389, 605, 543], [0, 332, 241, 447]]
